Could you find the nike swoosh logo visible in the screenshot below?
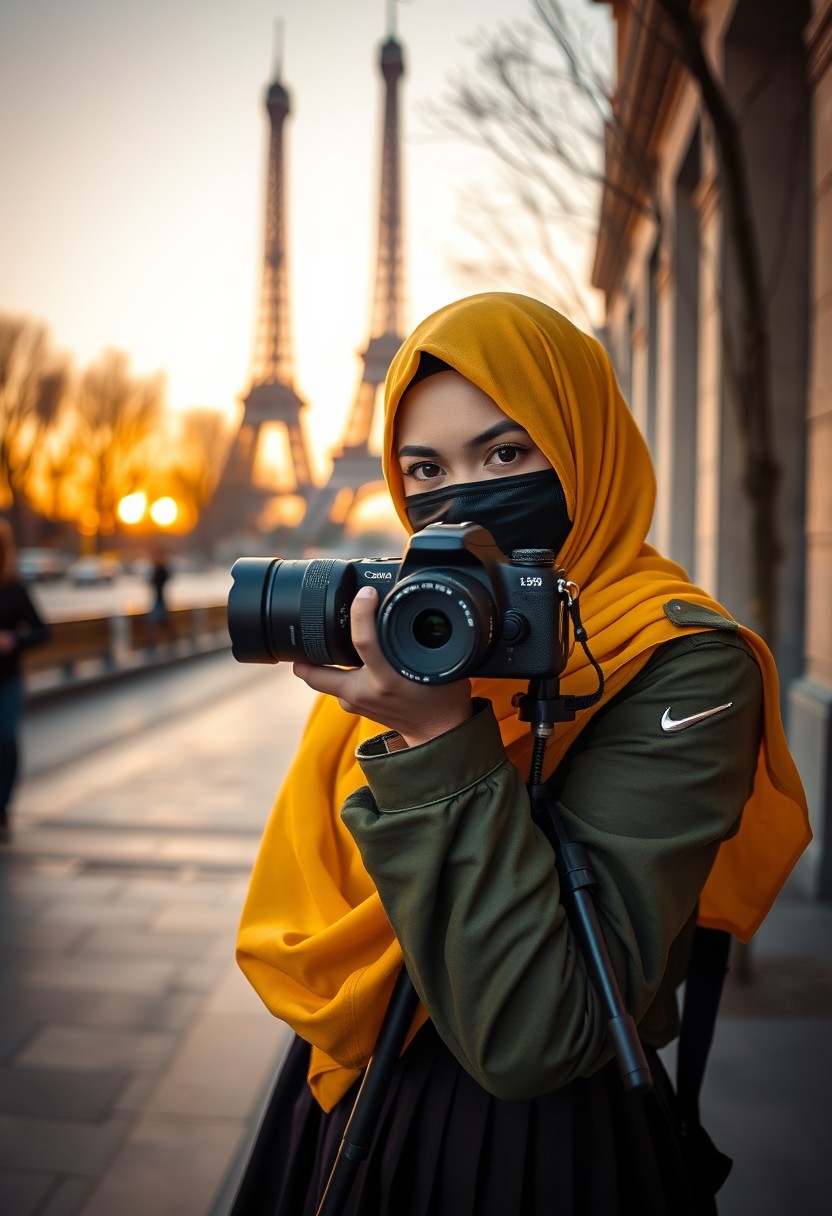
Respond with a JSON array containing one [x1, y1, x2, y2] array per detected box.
[[661, 702, 733, 733]]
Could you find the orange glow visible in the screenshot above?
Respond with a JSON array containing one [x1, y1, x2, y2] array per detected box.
[[118, 491, 148, 524], [257, 493, 307, 531], [78, 507, 99, 536], [150, 496, 179, 527], [330, 486, 355, 526], [345, 488, 397, 532], [253, 424, 296, 492]]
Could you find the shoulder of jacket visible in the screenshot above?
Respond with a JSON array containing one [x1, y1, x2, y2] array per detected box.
[[638, 613, 758, 688], [663, 599, 739, 632], [660, 598, 758, 664]]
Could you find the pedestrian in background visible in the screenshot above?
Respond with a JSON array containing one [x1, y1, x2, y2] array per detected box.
[[0, 519, 50, 836], [147, 547, 174, 648]]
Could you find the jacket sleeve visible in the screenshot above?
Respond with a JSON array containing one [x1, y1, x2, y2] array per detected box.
[[341, 633, 762, 1100]]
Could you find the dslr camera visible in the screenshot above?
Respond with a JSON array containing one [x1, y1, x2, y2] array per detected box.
[[227, 522, 569, 685]]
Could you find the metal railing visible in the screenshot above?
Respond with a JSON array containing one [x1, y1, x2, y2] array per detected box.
[[22, 604, 230, 699]]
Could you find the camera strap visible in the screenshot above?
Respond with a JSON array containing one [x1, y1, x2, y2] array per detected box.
[[560, 582, 605, 712]]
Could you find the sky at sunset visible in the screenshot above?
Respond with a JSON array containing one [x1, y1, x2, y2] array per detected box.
[[0, 0, 611, 479]]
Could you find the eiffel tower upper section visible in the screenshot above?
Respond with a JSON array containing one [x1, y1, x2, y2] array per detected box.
[[341, 30, 407, 453], [298, 26, 408, 547], [206, 51, 313, 543], [243, 62, 311, 475]]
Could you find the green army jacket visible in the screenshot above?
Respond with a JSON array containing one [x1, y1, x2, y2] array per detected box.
[[341, 621, 762, 1102]]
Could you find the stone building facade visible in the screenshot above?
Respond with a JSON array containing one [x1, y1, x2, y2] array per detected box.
[[592, 0, 831, 895]]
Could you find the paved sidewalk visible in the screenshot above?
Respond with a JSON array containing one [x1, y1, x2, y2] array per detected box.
[[694, 873, 832, 1216], [1, 655, 831, 1215], [1, 656, 317, 1216]]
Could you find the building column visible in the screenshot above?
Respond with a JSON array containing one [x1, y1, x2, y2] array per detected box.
[[789, 0, 832, 898], [655, 128, 702, 577]]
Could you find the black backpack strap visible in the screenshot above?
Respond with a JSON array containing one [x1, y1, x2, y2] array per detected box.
[[676, 925, 733, 1196]]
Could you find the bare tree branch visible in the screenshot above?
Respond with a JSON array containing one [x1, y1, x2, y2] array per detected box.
[[0, 315, 70, 534], [72, 349, 165, 548]]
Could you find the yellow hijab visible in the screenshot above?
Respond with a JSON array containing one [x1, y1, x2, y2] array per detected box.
[[237, 293, 810, 1111]]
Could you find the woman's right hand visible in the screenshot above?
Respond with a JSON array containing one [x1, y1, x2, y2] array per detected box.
[[292, 586, 473, 747]]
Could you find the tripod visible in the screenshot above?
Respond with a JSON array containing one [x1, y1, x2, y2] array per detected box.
[[315, 665, 652, 1216]]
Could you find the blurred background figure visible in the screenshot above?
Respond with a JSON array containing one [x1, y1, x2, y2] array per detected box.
[[0, 519, 50, 836], [147, 545, 174, 648]]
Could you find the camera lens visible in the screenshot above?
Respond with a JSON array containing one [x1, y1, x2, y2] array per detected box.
[[412, 609, 452, 649], [228, 556, 361, 666], [377, 570, 496, 683]]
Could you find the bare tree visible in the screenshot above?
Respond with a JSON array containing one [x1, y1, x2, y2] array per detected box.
[[433, 0, 788, 650], [32, 422, 87, 527], [0, 315, 70, 538], [165, 408, 232, 531], [73, 349, 165, 549], [425, 0, 653, 326]]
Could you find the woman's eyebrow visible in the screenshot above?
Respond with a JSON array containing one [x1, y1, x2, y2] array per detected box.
[[397, 421, 529, 460], [465, 420, 529, 449], [397, 443, 440, 459]]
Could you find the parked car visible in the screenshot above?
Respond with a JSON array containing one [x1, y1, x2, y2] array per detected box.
[[67, 555, 122, 585], [18, 548, 70, 582]]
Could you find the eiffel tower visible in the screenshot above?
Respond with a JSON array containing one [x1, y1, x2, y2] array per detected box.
[[300, 25, 407, 548], [206, 44, 313, 546]]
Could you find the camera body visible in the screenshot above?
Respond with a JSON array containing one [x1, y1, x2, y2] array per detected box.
[[228, 522, 569, 685]]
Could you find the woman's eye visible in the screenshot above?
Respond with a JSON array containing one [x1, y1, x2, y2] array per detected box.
[[490, 444, 523, 466], [405, 461, 443, 482]]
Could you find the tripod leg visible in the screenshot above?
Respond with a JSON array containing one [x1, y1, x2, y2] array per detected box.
[[315, 966, 420, 1216]]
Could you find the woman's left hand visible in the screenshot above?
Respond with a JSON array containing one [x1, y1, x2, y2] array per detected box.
[[293, 586, 473, 747]]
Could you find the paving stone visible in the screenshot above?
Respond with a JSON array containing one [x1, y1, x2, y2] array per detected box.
[[717, 1157, 832, 1216], [0, 1167, 55, 1216], [0, 1112, 131, 1174], [1, 988, 181, 1032], [114, 876, 247, 907], [76, 1114, 242, 1216], [35, 901, 156, 928], [21, 954, 179, 995], [171, 958, 230, 992], [0, 1064, 126, 1119], [700, 1095, 817, 1163], [39, 1177, 93, 1216], [154, 990, 206, 1032], [78, 927, 226, 960], [0, 920, 88, 954], [0, 1021, 33, 1063], [0, 871, 122, 904], [15, 1025, 177, 1074], [111, 1072, 159, 1114], [144, 1011, 292, 1120], [151, 902, 237, 932], [203, 961, 272, 1017], [12, 829, 179, 865]]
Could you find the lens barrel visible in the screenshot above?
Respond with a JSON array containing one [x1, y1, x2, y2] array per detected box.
[[377, 570, 496, 683], [228, 557, 361, 666], [227, 558, 281, 664]]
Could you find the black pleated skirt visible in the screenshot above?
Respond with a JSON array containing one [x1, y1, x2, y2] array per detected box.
[[229, 1022, 708, 1216]]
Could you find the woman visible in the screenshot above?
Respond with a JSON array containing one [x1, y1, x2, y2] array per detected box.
[[0, 520, 50, 835], [232, 294, 810, 1215]]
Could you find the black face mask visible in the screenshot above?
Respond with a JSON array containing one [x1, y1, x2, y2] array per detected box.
[[404, 468, 572, 559]]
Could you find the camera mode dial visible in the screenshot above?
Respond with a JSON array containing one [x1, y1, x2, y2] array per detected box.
[[510, 548, 555, 566]]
